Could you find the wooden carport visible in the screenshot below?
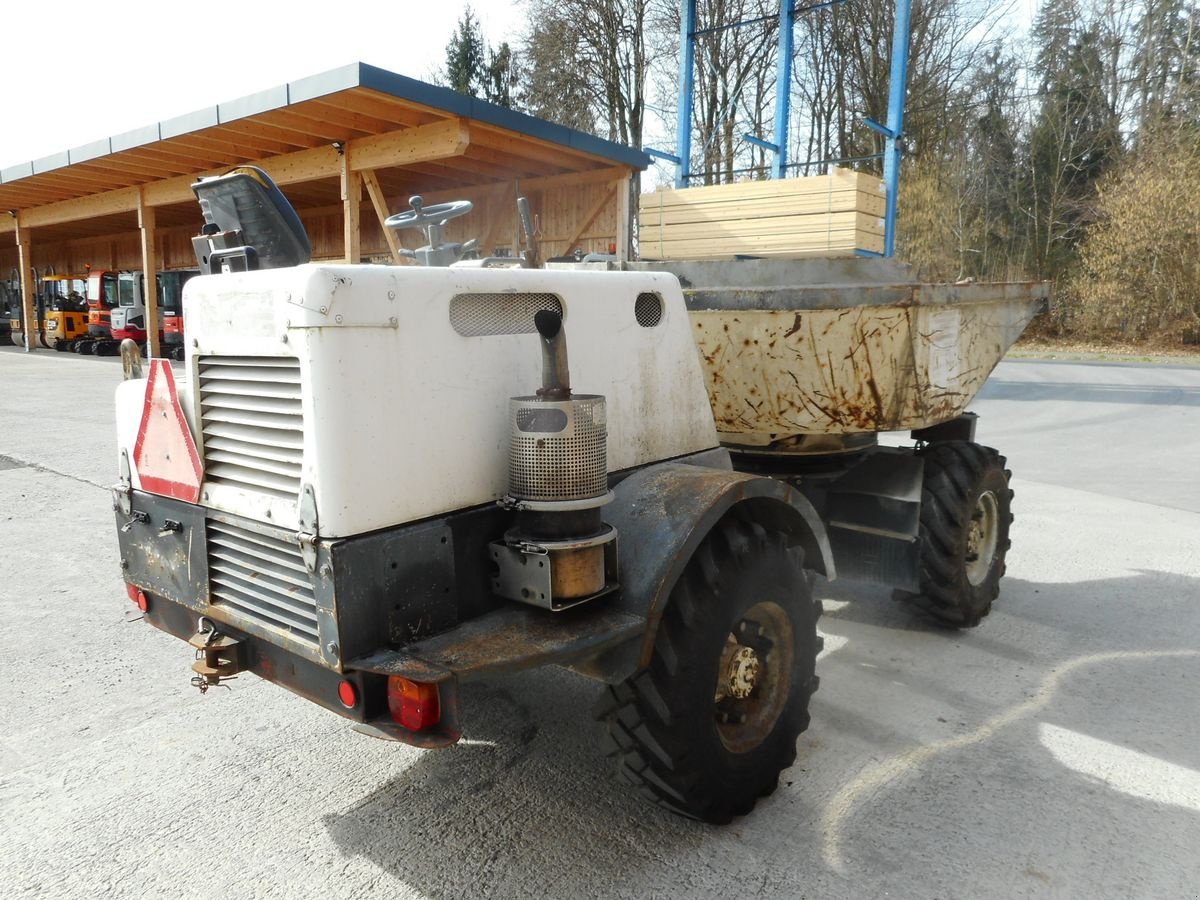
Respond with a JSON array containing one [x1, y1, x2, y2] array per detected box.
[[0, 62, 648, 355]]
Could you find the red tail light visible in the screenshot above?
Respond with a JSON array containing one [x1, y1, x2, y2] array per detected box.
[[337, 680, 358, 709], [125, 583, 149, 612], [387, 676, 440, 731]]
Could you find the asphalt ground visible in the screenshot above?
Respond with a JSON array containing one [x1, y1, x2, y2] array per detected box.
[[2, 345, 1198, 899]]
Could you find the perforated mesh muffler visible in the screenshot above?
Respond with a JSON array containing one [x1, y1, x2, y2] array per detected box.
[[508, 397, 607, 501], [490, 312, 617, 611]]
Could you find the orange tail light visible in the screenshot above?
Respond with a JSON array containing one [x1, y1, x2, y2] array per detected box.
[[387, 676, 440, 731]]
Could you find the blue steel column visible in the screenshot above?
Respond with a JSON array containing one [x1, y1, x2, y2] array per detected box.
[[883, 0, 912, 256], [675, 0, 696, 188], [771, 1, 794, 179]]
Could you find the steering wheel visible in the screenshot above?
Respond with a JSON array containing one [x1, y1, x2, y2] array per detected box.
[[385, 196, 474, 231]]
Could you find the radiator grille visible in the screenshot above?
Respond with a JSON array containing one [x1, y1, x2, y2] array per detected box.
[[198, 356, 303, 500], [207, 517, 319, 644]]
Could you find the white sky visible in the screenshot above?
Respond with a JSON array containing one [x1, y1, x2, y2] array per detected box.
[[0, 0, 522, 169]]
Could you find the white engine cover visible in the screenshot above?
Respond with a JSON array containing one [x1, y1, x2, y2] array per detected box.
[[159, 264, 717, 538]]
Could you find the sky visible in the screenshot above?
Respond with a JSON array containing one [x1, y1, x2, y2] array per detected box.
[[0, 0, 522, 169], [1, 0, 1039, 174]]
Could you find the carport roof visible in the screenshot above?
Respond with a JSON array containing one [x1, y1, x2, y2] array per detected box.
[[0, 61, 648, 214]]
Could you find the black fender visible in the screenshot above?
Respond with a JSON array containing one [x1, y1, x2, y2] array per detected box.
[[598, 462, 834, 680]]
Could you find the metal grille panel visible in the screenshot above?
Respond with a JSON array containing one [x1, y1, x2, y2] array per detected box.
[[635, 292, 664, 327], [449, 293, 564, 337], [207, 517, 319, 644], [198, 356, 303, 500], [508, 396, 607, 500]]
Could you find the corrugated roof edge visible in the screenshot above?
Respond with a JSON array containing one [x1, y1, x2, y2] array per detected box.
[[0, 62, 649, 186], [354, 63, 651, 170]]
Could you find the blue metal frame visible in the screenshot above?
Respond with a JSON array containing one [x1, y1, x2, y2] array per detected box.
[[864, 0, 912, 256], [675, 0, 697, 188], [665, 0, 912, 255], [771, 0, 795, 180]]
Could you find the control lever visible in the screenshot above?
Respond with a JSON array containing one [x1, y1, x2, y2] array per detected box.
[[517, 196, 539, 269]]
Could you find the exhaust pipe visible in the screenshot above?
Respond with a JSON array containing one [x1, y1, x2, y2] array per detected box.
[[535, 309, 570, 400]]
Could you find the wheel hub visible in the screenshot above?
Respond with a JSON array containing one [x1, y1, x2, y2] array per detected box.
[[713, 601, 796, 754], [719, 644, 760, 700], [965, 490, 1000, 586]]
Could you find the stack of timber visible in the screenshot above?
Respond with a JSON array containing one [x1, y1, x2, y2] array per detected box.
[[638, 168, 885, 260]]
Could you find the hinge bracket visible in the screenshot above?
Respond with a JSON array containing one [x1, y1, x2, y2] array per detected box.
[[297, 483, 319, 572]]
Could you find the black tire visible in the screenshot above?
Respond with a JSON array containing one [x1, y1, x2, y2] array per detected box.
[[597, 513, 822, 823], [902, 441, 1013, 628]]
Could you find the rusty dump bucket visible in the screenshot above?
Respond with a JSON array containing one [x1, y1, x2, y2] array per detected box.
[[632, 259, 1049, 450]]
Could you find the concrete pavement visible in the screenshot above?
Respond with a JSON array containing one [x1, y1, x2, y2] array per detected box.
[[2, 347, 1198, 898]]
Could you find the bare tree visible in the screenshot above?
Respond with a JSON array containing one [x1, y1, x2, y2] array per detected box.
[[523, 0, 652, 150]]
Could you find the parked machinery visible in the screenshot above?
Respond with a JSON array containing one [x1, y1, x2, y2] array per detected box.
[[114, 167, 1046, 823], [76, 269, 123, 355], [42, 275, 90, 351], [0, 271, 16, 345], [9, 267, 60, 349], [159, 270, 200, 360]]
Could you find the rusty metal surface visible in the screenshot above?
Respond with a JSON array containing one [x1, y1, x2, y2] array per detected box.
[[329, 517, 458, 656], [350, 603, 646, 682], [118, 492, 342, 672], [115, 493, 209, 611], [689, 281, 1049, 442], [141, 590, 365, 718], [604, 462, 834, 677]]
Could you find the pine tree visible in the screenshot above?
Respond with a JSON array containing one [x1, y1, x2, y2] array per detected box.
[[1133, 0, 1200, 128], [445, 7, 487, 98], [964, 49, 1022, 280], [1026, 9, 1122, 279]]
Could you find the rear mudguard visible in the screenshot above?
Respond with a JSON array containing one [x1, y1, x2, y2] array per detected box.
[[593, 461, 834, 682]]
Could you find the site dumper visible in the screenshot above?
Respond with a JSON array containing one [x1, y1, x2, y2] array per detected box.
[[113, 168, 1047, 823]]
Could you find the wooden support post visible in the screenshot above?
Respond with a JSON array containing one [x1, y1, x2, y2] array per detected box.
[[15, 215, 35, 353], [615, 174, 631, 261], [361, 169, 404, 264], [511, 181, 523, 258], [341, 148, 361, 264], [138, 190, 160, 358]]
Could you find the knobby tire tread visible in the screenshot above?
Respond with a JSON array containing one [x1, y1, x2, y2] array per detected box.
[[597, 514, 821, 823]]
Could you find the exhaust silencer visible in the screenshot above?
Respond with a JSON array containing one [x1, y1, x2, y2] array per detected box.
[[491, 310, 618, 611]]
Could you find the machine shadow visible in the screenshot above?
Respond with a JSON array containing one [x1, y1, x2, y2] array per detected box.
[[817, 567, 1200, 770], [813, 570, 1200, 892], [322, 665, 822, 898], [323, 568, 1200, 897], [818, 566, 1200, 647]]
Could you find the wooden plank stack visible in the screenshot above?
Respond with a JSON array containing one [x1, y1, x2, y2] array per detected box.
[[638, 168, 886, 260]]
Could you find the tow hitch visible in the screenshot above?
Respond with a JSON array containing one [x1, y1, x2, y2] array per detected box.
[[188, 617, 242, 693]]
